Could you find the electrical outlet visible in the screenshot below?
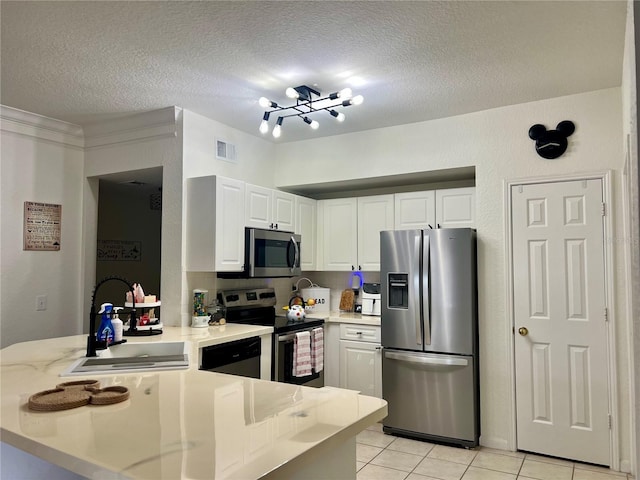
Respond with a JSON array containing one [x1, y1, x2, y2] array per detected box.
[[36, 295, 47, 311]]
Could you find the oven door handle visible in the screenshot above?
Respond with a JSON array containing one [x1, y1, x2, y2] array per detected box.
[[277, 328, 322, 342], [278, 333, 297, 342]]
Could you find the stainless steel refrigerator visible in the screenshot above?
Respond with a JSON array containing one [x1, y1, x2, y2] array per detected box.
[[380, 228, 479, 448]]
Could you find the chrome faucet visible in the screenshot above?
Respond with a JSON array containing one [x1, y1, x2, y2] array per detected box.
[[87, 276, 137, 357]]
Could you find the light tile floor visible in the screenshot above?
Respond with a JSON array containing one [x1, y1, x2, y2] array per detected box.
[[356, 423, 634, 480]]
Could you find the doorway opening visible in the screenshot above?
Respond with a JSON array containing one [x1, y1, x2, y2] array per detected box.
[[94, 167, 163, 308]]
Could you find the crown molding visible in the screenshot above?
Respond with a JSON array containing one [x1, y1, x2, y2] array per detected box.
[[0, 105, 84, 148], [83, 107, 179, 149]]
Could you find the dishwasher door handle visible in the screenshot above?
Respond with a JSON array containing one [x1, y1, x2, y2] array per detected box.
[[384, 351, 468, 366]]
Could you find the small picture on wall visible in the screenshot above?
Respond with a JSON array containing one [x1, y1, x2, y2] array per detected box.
[[97, 239, 142, 262], [23, 201, 62, 251]]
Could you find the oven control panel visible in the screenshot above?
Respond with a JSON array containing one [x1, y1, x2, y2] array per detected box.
[[218, 288, 277, 308]]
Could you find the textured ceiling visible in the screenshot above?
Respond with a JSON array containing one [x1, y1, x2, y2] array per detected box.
[[0, 1, 627, 143]]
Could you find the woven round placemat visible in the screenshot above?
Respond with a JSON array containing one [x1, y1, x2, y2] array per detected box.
[[88, 386, 129, 405], [28, 380, 129, 411], [56, 380, 100, 390], [28, 388, 91, 412]]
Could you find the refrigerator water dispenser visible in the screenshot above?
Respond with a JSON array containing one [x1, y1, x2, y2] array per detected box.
[[387, 273, 408, 309]]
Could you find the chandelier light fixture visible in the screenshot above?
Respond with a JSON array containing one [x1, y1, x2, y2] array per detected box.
[[258, 85, 363, 138]]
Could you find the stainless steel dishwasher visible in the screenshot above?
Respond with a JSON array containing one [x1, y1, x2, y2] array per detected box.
[[200, 336, 261, 379]]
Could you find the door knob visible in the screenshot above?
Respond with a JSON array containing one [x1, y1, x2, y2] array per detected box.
[[518, 327, 529, 336]]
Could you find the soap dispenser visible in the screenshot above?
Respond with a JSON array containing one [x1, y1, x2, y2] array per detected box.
[[111, 306, 124, 343], [97, 303, 114, 345]]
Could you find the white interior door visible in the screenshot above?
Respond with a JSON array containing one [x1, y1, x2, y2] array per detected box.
[[512, 178, 610, 465]]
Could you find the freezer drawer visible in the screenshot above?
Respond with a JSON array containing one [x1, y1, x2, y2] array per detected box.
[[382, 350, 478, 446]]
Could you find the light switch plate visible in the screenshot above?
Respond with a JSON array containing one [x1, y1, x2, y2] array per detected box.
[[36, 295, 47, 311]]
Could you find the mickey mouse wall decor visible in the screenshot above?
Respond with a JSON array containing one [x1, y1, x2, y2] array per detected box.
[[528, 120, 575, 159]]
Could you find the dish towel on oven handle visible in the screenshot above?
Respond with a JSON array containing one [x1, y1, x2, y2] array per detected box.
[[311, 327, 324, 373], [292, 331, 312, 377]]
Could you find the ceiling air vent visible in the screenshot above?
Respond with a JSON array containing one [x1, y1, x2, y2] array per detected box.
[[216, 139, 237, 163]]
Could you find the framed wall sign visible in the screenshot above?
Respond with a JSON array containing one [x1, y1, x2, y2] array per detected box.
[[97, 239, 142, 261], [23, 201, 62, 251]]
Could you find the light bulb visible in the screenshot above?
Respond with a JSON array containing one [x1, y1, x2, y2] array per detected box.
[[339, 87, 353, 99], [285, 87, 299, 99], [273, 117, 283, 138], [310, 120, 319, 129], [330, 110, 346, 122], [259, 120, 269, 134], [259, 97, 271, 108], [351, 95, 364, 105]]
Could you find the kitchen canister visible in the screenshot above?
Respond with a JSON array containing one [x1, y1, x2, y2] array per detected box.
[[295, 278, 330, 313], [301, 287, 330, 313], [192, 289, 210, 328]]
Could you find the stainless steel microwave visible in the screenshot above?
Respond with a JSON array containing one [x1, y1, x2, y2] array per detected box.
[[242, 227, 301, 278]]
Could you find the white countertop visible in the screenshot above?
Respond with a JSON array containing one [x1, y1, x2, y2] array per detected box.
[[0, 326, 387, 479], [323, 312, 381, 326]]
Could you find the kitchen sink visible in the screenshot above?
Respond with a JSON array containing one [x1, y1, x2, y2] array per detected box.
[[61, 341, 190, 376]]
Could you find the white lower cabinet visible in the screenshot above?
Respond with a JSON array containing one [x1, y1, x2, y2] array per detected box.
[[337, 323, 382, 398], [324, 324, 341, 387]]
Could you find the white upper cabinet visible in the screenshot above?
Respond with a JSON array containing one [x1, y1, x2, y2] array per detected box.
[[357, 194, 395, 271], [295, 196, 317, 271], [320, 194, 394, 271], [395, 187, 475, 230], [245, 183, 296, 231], [320, 198, 358, 271], [272, 190, 296, 232], [394, 190, 436, 230], [186, 175, 245, 272], [435, 187, 476, 228], [245, 184, 272, 229]]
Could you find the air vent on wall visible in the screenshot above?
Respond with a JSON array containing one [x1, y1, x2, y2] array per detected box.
[[216, 139, 237, 163]]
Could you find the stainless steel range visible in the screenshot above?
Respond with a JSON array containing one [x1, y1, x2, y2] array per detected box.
[[218, 288, 324, 387]]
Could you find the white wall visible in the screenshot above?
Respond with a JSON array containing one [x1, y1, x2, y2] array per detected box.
[[83, 107, 182, 328], [182, 109, 277, 185], [181, 110, 282, 324], [274, 88, 633, 468], [0, 106, 85, 348], [622, 1, 640, 475]]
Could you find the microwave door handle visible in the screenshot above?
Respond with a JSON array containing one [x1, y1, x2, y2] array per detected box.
[[289, 235, 300, 272]]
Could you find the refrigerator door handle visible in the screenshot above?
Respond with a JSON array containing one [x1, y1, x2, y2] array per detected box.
[[384, 351, 468, 367], [422, 233, 431, 345]]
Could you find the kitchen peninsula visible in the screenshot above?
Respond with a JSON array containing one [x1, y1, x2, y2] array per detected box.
[[0, 326, 387, 479]]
